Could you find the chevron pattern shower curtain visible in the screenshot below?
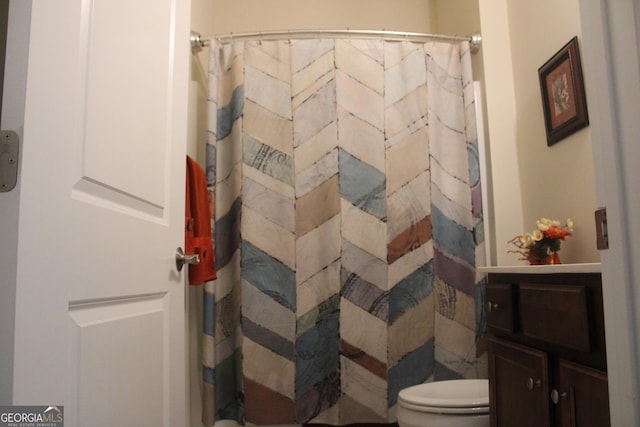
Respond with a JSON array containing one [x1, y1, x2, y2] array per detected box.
[[203, 38, 486, 426]]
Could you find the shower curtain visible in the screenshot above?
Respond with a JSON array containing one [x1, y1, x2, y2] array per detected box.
[[203, 37, 486, 426]]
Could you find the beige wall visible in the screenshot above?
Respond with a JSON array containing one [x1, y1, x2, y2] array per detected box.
[[480, 0, 599, 264], [208, 0, 435, 34], [189, 0, 216, 165], [508, 0, 599, 264], [434, 0, 483, 85], [477, 1, 523, 265]]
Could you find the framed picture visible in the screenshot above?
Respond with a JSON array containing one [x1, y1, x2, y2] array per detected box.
[[538, 36, 589, 146]]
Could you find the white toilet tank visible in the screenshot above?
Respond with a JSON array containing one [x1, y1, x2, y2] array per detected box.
[[397, 379, 490, 427]]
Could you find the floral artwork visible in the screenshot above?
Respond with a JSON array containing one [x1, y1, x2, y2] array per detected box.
[[538, 36, 589, 146], [509, 217, 573, 265], [551, 73, 570, 116]]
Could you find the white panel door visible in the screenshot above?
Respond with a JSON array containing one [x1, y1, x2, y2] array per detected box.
[[11, 0, 190, 426], [579, 0, 640, 424]]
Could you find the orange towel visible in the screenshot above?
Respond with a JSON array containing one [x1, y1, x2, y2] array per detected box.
[[185, 156, 217, 285]]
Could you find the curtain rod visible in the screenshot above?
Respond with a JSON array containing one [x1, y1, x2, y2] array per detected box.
[[190, 29, 482, 54]]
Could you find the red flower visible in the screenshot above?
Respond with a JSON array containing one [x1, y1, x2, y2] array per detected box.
[[543, 226, 571, 240]]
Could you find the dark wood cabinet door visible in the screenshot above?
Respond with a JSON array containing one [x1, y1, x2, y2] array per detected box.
[[489, 337, 552, 427], [486, 283, 515, 333], [519, 284, 591, 351], [555, 359, 610, 427]]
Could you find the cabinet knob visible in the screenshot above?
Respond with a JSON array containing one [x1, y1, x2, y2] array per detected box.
[[487, 301, 499, 312], [551, 389, 568, 404], [526, 377, 542, 390]]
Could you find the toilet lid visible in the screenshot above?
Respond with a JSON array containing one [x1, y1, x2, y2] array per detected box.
[[398, 379, 489, 409]]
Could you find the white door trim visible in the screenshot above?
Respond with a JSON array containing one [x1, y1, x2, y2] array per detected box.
[[579, 0, 640, 424]]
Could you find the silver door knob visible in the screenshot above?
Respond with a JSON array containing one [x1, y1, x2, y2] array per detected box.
[[551, 389, 567, 404], [176, 247, 200, 272], [526, 377, 542, 390]]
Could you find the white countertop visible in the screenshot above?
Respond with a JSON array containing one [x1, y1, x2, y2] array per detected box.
[[478, 263, 601, 274]]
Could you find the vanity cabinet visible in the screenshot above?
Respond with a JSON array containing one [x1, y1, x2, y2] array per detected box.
[[486, 272, 609, 427]]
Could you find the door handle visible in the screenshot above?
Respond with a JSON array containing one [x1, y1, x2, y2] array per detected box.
[[175, 247, 200, 272]]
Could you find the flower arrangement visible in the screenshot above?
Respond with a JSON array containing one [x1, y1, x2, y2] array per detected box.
[[508, 217, 573, 265]]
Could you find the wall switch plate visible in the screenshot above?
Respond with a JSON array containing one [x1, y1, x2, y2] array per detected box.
[[0, 130, 19, 192]]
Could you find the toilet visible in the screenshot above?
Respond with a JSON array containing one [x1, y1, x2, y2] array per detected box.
[[396, 379, 490, 427]]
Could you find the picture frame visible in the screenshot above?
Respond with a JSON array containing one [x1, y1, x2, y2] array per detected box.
[[538, 36, 589, 146]]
